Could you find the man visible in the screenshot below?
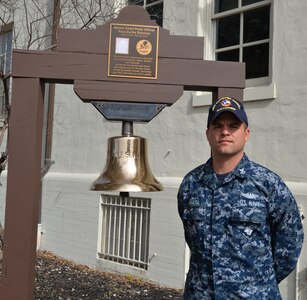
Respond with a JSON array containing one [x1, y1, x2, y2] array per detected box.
[[177, 96, 304, 299]]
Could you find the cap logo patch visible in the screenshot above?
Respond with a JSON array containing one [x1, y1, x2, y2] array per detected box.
[[221, 99, 231, 107], [212, 96, 241, 112]]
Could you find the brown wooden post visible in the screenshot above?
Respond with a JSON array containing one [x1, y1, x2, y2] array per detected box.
[[213, 87, 244, 102], [0, 78, 44, 299]]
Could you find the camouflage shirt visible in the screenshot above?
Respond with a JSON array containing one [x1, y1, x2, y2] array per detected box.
[[178, 154, 304, 300]]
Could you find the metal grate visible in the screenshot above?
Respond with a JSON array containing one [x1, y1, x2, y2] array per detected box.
[[98, 194, 151, 270]]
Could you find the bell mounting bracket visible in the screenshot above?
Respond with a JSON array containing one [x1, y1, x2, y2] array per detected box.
[[91, 101, 166, 122]]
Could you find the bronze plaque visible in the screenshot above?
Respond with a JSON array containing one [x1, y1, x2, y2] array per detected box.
[[108, 23, 159, 79]]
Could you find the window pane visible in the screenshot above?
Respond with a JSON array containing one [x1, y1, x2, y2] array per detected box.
[[128, 0, 163, 27], [243, 43, 269, 79], [5, 52, 11, 73], [217, 49, 239, 62], [146, 3, 163, 27], [0, 29, 12, 118], [0, 56, 4, 73], [7, 32, 12, 53], [242, 0, 264, 6], [215, 0, 238, 13], [128, 0, 144, 5], [146, 0, 162, 4], [0, 36, 5, 54], [244, 6, 270, 43], [217, 14, 240, 48]]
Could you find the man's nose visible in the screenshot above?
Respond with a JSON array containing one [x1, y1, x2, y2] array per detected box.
[[221, 125, 230, 135]]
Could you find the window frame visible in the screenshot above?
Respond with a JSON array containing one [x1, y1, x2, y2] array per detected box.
[[192, 0, 276, 106], [212, 0, 273, 87]]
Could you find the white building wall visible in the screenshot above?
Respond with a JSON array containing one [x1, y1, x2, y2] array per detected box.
[[40, 174, 100, 267]]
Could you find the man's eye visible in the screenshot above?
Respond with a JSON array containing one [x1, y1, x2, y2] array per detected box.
[[213, 124, 222, 128]]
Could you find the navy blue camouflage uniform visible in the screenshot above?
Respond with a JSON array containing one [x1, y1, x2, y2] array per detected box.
[[178, 154, 304, 299]]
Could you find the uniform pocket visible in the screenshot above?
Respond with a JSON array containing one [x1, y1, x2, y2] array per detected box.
[[226, 206, 272, 282], [182, 207, 210, 251], [230, 210, 266, 226], [228, 207, 267, 246]]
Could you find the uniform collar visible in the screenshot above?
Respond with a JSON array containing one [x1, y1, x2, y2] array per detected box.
[[232, 154, 250, 179], [195, 154, 251, 186]]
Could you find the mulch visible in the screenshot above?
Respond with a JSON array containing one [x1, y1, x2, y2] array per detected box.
[[35, 250, 184, 299]]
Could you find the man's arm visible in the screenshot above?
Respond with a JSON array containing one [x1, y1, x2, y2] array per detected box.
[[269, 179, 304, 283]]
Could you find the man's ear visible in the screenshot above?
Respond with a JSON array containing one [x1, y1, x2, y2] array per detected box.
[[245, 127, 250, 142]]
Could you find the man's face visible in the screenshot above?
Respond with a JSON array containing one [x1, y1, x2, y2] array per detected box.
[[206, 112, 250, 157]]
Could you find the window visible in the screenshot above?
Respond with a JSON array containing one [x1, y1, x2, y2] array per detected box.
[[213, 0, 271, 85], [0, 23, 12, 118], [128, 0, 164, 27], [98, 194, 151, 270]]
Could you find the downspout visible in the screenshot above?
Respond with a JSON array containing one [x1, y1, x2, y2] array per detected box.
[[295, 206, 305, 300], [37, 0, 61, 249]]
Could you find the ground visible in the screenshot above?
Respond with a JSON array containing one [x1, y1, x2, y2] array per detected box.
[[35, 251, 184, 300]]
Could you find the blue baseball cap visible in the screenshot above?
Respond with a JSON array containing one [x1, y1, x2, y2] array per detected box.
[[207, 96, 248, 128]]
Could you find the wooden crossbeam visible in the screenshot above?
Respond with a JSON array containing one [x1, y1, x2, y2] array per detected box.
[[12, 50, 245, 91]]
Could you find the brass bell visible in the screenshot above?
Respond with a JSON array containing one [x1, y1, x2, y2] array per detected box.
[[90, 121, 163, 192]]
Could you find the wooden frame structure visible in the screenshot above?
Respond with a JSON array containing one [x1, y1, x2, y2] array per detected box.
[[0, 5, 245, 299]]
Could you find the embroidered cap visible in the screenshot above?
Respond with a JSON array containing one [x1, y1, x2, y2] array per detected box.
[[207, 96, 248, 127]]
